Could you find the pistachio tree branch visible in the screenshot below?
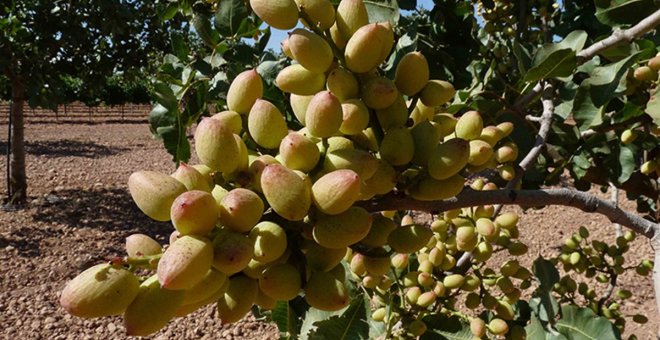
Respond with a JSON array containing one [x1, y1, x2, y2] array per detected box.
[[508, 83, 555, 189], [514, 9, 660, 111], [360, 188, 659, 239], [577, 9, 660, 60], [513, 82, 544, 111]]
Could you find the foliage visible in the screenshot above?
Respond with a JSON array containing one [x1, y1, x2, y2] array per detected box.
[[0, 0, 189, 108]]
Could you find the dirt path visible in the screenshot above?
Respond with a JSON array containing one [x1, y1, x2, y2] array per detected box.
[[0, 115, 656, 339]]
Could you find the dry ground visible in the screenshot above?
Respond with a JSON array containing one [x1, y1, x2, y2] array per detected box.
[[0, 110, 656, 339]]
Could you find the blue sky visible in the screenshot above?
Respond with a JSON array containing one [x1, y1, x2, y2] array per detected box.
[[265, 0, 435, 51]]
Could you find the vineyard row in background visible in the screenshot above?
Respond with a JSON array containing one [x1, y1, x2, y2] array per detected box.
[[0, 102, 153, 124]]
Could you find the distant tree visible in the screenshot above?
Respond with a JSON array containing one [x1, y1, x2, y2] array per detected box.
[[0, 0, 187, 205]]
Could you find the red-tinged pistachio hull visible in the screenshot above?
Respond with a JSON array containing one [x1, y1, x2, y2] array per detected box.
[[194, 117, 240, 174], [248, 99, 288, 149], [170, 190, 219, 236], [288, 29, 333, 73], [226, 69, 263, 114], [279, 132, 321, 172], [171, 162, 212, 192], [212, 230, 254, 275], [305, 91, 343, 138], [312, 169, 361, 215], [261, 164, 312, 221], [219, 188, 264, 233], [125, 234, 162, 258], [249, 0, 299, 30], [157, 235, 213, 290]]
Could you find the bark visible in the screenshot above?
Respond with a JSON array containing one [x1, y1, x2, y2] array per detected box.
[[359, 188, 659, 239], [8, 77, 26, 205]]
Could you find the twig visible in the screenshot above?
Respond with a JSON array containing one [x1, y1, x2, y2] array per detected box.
[[511, 84, 555, 185], [577, 9, 660, 61], [609, 182, 623, 238], [580, 114, 652, 139], [597, 273, 618, 311], [358, 188, 659, 239], [513, 82, 544, 111], [514, 10, 660, 113]]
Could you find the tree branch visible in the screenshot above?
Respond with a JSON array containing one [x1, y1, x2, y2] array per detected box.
[[359, 188, 659, 239], [513, 82, 544, 111], [577, 9, 660, 61], [609, 182, 623, 238], [515, 10, 660, 112], [517, 84, 554, 175]]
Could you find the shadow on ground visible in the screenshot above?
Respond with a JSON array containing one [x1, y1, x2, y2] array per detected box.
[[31, 187, 171, 240], [0, 139, 129, 158]]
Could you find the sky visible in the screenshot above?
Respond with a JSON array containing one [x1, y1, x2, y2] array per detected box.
[[265, 0, 436, 51]]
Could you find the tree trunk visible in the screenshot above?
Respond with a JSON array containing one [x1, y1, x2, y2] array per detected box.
[[8, 77, 26, 205]]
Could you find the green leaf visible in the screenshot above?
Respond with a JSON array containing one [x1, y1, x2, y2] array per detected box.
[[555, 305, 622, 340], [595, 0, 660, 27], [421, 314, 473, 340], [533, 257, 559, 290], [572, 52, 641, 131], [512, 40, 532, 73], [613, 101, 644, 123], [272, 301, 300, 339], [159, 125, 191, 163], [215, 0, 248, 36], [161, 2, 179, 22], [587, 52, 641, 105], [531, 257, 560, 324], [170, 32, 190, 61], [572, 83, 604, 132], [617, 144, 635, 183], [152, 83, 178, 112], [300, 307, 346, 340], [364, 0, 400, 26], [148, 104, 190, 163], [192, 12, 219, 48], [525, 31, 587, 82], [555, 81, 578, 120], [646, 85, 660, 125], [526, 315, 568, 340], [305, 298, 369, 340]]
